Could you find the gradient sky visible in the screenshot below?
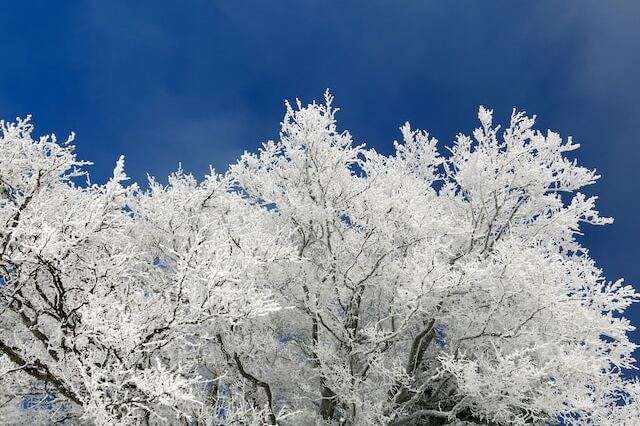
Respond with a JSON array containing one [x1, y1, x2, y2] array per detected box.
[[1, 2, 639, 361]]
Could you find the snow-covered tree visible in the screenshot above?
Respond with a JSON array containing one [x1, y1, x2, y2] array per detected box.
[[0, 117, 293, 424], [1, 94, 638, 425]]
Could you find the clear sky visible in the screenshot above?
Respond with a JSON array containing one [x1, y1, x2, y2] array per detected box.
[[1, 1, 639, 360]]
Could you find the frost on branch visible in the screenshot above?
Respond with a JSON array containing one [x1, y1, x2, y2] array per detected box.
[[1, 97, 639, 425]]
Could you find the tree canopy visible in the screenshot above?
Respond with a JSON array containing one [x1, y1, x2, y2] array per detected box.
[[1, 93, 638, 425]]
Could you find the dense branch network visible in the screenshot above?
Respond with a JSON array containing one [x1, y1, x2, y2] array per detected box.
[[0, 96, 638, 425]]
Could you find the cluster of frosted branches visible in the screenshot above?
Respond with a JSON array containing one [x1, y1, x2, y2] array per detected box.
[[0, 94, 638, 425]]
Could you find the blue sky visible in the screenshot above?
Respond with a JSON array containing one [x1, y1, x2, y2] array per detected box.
[[1, 2, 639, 351]]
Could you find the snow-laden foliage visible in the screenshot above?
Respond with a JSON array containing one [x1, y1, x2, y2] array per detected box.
[[0, 95, 638, 425]]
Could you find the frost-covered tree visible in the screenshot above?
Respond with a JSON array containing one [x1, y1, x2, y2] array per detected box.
[[1, 94, 638, 425], [0, 118, 293, 424]]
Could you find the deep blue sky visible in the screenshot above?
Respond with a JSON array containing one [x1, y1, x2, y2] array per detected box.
[[1, 2, 640, 354]]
